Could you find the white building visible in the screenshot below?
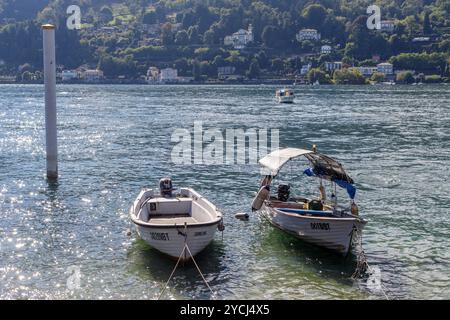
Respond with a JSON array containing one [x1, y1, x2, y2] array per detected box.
[[325, 61, 342, 72], [83, 69, 104, 82], [412, 37, 430, 42], [321, 45, 332, 54], [159, 68, 178, 83], [380, 20, 396, 33], [61, 70, 79, 82], [377, 62, 394, 75], [300, 63, 311, 75], [224, 25, 254, 49], [296, 29, 321, 42], [357, 66, 378, 76], [218, 66, 236, 79]]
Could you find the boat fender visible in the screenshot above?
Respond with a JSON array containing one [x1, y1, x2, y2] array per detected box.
[[351, 201, 359, 216], [235, 212, 249, 221], [319, 184, 326, 201], [252, 185, 270, 211]]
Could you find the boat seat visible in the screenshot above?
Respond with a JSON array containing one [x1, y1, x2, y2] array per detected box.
[[148, 216, 198, 225], [271, 201, 306, 210]]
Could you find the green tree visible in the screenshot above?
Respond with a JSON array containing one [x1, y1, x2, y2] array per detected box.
[[188, 25, 201, 45], [370, 72, 385, 83], [203, 29, 215, 45], [261, 25, 280, 48], [161, 23, 174, 45], [396, 71, 415, 84], [100, 6, 113, 23], [423, 11, 432, 34], [192, 60, 201, 81], [307, 68, 330, 84], [246, 59, 260, 79], [175, 30, 189, 46], [143, 11, 157, 24], [333, 68, 366, 84], [302, 4, 327, 29]]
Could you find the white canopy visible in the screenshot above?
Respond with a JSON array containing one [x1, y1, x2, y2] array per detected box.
[[259, 148, 313, 175]]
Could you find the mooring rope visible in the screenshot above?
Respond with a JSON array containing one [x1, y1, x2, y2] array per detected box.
[[351, 227, 390, 300], [158, 223, 215, 300], [158, 245, 187, 300], [185, 244, 216, 299]]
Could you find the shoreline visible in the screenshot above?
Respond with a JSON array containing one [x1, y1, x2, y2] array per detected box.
[[1, 81, 449, 86]]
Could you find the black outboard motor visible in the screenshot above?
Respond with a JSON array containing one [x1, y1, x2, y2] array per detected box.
[[159, 177, 174, 197], [277, 184, 290, 202]]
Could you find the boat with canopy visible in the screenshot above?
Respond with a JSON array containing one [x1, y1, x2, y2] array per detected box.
[[252, 147, 367, 255]]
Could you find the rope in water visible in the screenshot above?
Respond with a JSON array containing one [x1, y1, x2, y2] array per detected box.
[[158, 243, 215, 300], [352, 228, 390, 300], [158, 245, 186, 300]]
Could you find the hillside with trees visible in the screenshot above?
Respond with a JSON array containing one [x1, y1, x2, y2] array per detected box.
[[0, 0, 449, 83]]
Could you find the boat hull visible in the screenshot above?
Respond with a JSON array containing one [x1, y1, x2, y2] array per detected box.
[[135, 222, 220, 260], [277, 96, 295, 104], [260, 204, 366, 255]]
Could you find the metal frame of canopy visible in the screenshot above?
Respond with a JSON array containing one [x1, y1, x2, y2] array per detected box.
[[258, 147, 356, 200]]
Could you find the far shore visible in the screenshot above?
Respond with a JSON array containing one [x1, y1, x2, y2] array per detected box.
[[1, 80, 449, 86]]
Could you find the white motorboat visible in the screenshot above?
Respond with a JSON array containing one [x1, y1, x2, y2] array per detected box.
[[252, 147, 367, 256], [130, 178, 224, 261], [276, 88, 295, 103]]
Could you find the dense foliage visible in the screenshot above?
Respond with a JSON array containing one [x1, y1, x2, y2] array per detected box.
[[0, 0, 449, 81]]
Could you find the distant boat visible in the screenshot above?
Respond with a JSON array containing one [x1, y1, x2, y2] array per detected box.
[[130, 178, 224, 261], [252, 147, 367, 256], [312, 80, 320, 86], [275, 88, 295, 104]]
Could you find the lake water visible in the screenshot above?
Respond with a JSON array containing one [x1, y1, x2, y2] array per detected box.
[[0, 84, 449, 300]]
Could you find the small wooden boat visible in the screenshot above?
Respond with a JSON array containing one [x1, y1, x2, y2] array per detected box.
[[252, 147, 367, 255], [276, 88, 295, 103], [130, 178, 224, 261]]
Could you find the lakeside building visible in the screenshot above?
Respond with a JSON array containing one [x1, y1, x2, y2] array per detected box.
[[321, 45, 332, 54], [296, 29, 321, 42], [61, 70, 79, 82], [218, 66, 236, 80], [100, 26, 117, 35], [377, 62, 394, 75], [83, 69, 104, 82], [357, 66, 378, 76], [380, 20, 396, 33], [412, 37, 431, 42], [139, 23, 161, 36], [224, 25, 254, 49], [177, 76, 194, 83], [159, 68, 178, 83], [325, 61, 343, 72], [300, 63, 311, 75]]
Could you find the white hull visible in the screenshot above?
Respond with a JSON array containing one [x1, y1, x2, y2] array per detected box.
[[260, 204, 366, 255], [277, 96, 295, 104], [135, 222, 220, 260], [130, 188, 222, 261]]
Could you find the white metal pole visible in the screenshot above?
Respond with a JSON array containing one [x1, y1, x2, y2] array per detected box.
[[42, 24, 58, 180]]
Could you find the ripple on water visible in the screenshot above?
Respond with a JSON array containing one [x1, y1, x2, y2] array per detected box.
[[0, 84, 449, 299]]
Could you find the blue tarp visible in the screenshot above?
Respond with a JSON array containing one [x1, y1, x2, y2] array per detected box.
[[303, 168, 356, 199]]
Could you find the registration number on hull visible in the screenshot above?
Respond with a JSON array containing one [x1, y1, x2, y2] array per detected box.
[[150, 232, 170, 241], [310, 222, 330, 230]]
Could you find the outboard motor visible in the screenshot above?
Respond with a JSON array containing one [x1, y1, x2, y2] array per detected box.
[[159, 177, 174, 197], [277, 184, 290, 202]]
